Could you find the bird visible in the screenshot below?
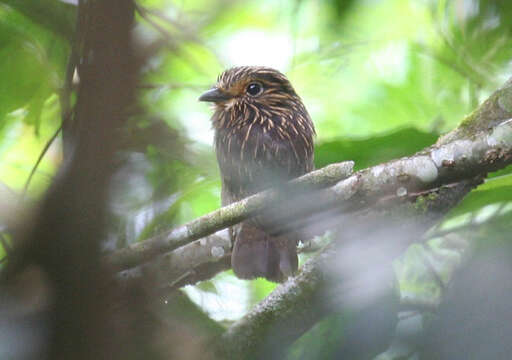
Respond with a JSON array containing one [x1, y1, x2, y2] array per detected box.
[[199, 66, 315, 282]]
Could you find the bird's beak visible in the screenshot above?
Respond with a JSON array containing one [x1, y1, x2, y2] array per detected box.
[[198, 88, 232, 103]]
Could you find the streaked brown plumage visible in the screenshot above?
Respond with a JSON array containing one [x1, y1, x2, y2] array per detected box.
[[199, 66, 315, 282]]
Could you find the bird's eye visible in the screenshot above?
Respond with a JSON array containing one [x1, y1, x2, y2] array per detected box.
[[246, 82, 263, 96]]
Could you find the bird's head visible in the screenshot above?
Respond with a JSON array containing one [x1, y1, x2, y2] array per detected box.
[[199, 66, 307, 129]]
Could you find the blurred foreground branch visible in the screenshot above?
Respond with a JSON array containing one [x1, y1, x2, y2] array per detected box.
[[0, 1, 142, 359]]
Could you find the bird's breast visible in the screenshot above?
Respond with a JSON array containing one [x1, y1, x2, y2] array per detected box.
[[214, 116, 313, 199]]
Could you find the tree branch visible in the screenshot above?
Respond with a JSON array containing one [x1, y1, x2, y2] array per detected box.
[[212, 79, 512, 359], [215, 178, 481, 359], [109, 78, 512, 276], [118, 230, 232, 290], [109, 161, 355, 270], [111, 78, 512, 359]]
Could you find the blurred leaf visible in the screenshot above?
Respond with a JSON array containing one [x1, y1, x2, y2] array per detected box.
[[444, 173, 512, 220], [195, 281, 218, 295], [0, 234, 7, 263], [0, 0, 75, 41], [488, 164, 512, 179], [136, 176, 220, 241], [314, 127, 438, 170], [24, 83, 53, 135], [164, 291, 225, 336], [0, 40, 47, 117], [0, 97, 61, 197], [434, 0, 512, 86], [400, 173, 512, 302], [248, 278, 277, 307], [0, 4, 69, 135], [135, 199, 179, 242], [394, 243, 445, 308], [323, 0, 357, 25], [287, 314, 346, 360]]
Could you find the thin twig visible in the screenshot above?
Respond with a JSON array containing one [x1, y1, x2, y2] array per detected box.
[[137, 82, 206, 90], [412, 43, 482, 87], [136, 3, 224, 65], [163, 269, 195, 291], [134, 3, 214, 75], [20, 124, 62, 199]]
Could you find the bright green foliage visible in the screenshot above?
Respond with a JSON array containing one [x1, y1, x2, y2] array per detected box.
[[0, 3, 69, 129]]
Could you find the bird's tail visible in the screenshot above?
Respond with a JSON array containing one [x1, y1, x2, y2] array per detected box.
[[231, 223, 298, 282]]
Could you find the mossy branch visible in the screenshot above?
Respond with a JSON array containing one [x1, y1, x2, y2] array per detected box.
[[109, 161, 355, 270]]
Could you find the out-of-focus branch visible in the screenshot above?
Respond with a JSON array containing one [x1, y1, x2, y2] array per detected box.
[[1, 1, 139, 359]]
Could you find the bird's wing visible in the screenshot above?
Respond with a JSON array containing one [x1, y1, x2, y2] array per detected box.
[[216, 118, 314, 204]]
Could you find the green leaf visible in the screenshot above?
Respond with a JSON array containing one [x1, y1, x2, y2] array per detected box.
[[315, 128, 438, 170], [195, 281, 218, 295], [0, 4, 69, 134], [445, 173, 512, 220], [248, 278, 277, 307], [0, 0, 76, 41], [24, 84, 53, 135], [288, 314, 347, 360], [136, 177, 220, 242]]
